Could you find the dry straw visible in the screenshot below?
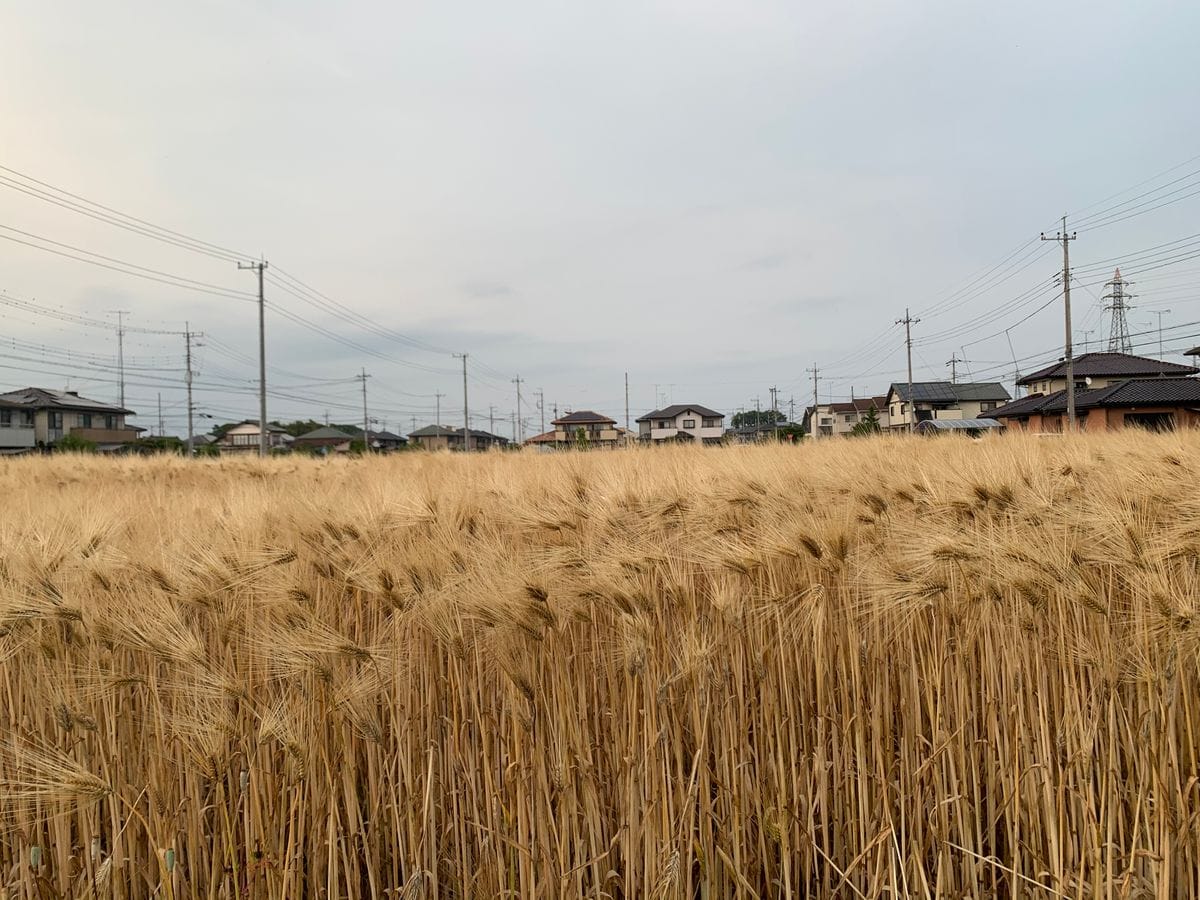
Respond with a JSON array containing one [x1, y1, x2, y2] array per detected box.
[[0, 434, 1198, 897]]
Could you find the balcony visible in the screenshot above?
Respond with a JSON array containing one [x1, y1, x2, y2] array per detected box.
[[69, 427, 142, 444], [0, 425, 36, 450]]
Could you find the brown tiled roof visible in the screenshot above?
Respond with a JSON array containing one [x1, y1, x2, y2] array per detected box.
[[552, 410, 616, 425], [1018, 352, 1197, 385]]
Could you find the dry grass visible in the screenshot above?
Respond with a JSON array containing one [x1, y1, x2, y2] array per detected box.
[[0, 433, 1198, 897]]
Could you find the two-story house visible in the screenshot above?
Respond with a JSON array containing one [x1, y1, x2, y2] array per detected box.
[[636, 404, 725, 445], [0, 387, 140, 449], [804, 396, 890, 437], [216, 421, 294, 454], [551, 411, 621, 448], [1017, 352, 1197, 396], [886, 382, 1011, 430]]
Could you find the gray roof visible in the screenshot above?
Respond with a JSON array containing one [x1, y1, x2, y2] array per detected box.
[[553, 410, 616, 425], [1018, 352, 1197, 385], [889, 381, 1011, 403], [295, 426, 354, 441], [989, 378, 1200, 417], [636, 404, 723, 423], [0, 387, 132, 414], [916, 418, 1005, 431], [408, 425, 458, 438], [985, 392, 1059, 419]]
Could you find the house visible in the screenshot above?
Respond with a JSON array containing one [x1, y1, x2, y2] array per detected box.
[[636, 404, 725, 445], [885, 382, 1012, 430], [550, 411, 621, 448], [0, 397, 37, 452], [408, 424, 508, 451], [803, 396, 890, 437], [1017, 352, 1197, 396], [0, 387, 141, 449], [217, 421, 294, 454], [985, 377, 1200, 432], [346, 428, 408, 452], [293, 426, 355, 453]]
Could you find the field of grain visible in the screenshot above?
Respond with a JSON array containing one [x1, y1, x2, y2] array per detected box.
[[0, 435, 1198, 898]]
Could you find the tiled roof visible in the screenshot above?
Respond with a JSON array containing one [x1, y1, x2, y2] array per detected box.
[[1040, 377, 1200, 411], [889, 382, 1011, 403], [985, 391, 1061, 418], [408, 425, 458, 438], [1018, 352, 1197, 385], [635, 404, 723, 423], [553, 410, 616, 425], [295, 426, 354, 441], [0, 387, 132, 414]]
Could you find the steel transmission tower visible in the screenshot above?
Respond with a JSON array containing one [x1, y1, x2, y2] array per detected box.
[[1102, 268, 1135, 353]]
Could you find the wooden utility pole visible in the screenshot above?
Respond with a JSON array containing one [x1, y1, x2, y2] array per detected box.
[[238, 260, 269, 456], [1041, 218, 1077, 428], [896, 308, 921, 432]]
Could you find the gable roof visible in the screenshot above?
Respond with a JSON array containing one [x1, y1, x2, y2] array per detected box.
[[0, 387, 132, 414], [827, 396, 888, 414], [408, 425, 458, 438], [553, 410, 616, 425], [984, 391, 1060, 419], [988, 378, 1200, 417], [295, 426, 354, 441], [1018, 352, 1198, 385], [635, 404, 723, 423], [888, 382, 1011, 403]]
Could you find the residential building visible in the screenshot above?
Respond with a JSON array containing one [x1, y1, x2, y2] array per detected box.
[[293, 426, 355, 453], [0, 387, 140, 449], [636, 404, 725, 445], [217, 421, 294, 454], [407, 424, 507, 451], [885, 382, 1011, 430], [803, 396, 890, 437], [550, 411, 621, 447], [1017, 352, 1197, 396], [347, 428, 408, 452], [986, 378, 1200, 432]]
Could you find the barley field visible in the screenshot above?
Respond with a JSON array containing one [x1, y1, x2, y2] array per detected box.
[[0, 434, 1198, 898]]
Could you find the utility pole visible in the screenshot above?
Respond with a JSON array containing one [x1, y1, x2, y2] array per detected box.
[[754, 395, 761, 439], [511, 411, 517, 442], [435, 392, 444, 427], [410, 415, 417, 433], [108, 310, 129, 409], [238, 260, 269, 457], [807, 366, 820, 440], [1042, 218, 1077, 429], [624, 372, 630, 434], [896, 308, 921, 432], [453, 353, 469, 451], [769, 386, 778, 424], [184, 322, 200, 457], [512, 375, 524, 442], [489, 405, 495, 433], [536, 389, 545, 436], [157, 393, 164, 437], [1149, 309, 1172, 359], [946, 352, 963, 383], [357, 368, 371, 454], [788, 397, 795, 425]]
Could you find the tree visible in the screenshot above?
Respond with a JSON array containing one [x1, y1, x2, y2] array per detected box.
[[56, 434, 96, 453], [850, 406, 882, 437], [574, 427, 590, 449], [731, 409, 786, 429]]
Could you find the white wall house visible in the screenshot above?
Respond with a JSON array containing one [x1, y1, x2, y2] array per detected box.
[[636, 404, 725, 445], [0, 387, 139, 449], [217, 421, 294, 454]]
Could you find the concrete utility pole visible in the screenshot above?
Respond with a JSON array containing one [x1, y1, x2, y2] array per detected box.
[[624, 372, 630, 434], [238, 260, 269, 456], [788, 397, 795, 424], [896, 308, 921, 432], [511, 411, 517, 442], [184, 323, 200, 458], [536, 389, 545, 436], [1150, 309, 1172, 359], [108, 310, 129, 409], [754, 395, 761, 439], [946, 352, 963, 383], [512, 375, 524, 442], [1042, 218, 1077, 429], [357, 368, 371, 453], [769, 386, 778, 422], [488, 405, 495, 433], [453, 353, 469, 451], [157, 393, 164, 437], [435, 392, 444, 428], [807, 365, 820, 440]]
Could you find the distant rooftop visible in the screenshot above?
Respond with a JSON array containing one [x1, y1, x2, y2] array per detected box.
[[1018, 352, 1197, 385], [0, 387, 131, 414], [553, 410, 616, 425]]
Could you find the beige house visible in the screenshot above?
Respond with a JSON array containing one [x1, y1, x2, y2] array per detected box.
[[804, 396, 890, 437], [636, 404, 725, 445], [886, 382, 1011, 430], [217, 421, 294, 454], [1017, 351, 1197, 396], [551, 411, 621, 447], [0, 387, 140, 449]]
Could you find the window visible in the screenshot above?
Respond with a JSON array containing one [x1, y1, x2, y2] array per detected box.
[[48, 411, 63, 429], [232, 433, 255, 446], [0, 409, 9, 427], [20, 411, 33, 427], [657, 420, 670, 429], [683, 419, 696, 429], [105, 415, 117, 429], [702, 417, 719, 428], [844, 413, 856, 423], [979, 401, 997, 412], [80, 413, 93, 428]]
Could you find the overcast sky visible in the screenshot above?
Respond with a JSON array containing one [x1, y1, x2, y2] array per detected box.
[[3, 0, 1200, 435]]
